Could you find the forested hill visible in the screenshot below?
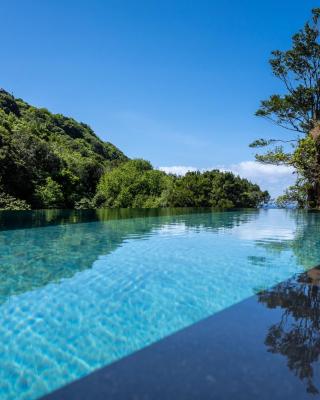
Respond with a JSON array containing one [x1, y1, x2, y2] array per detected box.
[[0, 89, 127, 209], [0, 89, 269, 210]]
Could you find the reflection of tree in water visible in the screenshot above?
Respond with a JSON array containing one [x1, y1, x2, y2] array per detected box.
[[0, 209, 257, 302], [251, 211, 320, 271], [0, 207, 258, 231], [289, 212, 320, 270], [258, 268, 320, 394]]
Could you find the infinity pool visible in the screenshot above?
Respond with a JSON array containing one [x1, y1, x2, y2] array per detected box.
[[1, 209, 320, 399]]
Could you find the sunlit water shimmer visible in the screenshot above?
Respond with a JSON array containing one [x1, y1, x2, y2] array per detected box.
[[1, 209, 320, 399]]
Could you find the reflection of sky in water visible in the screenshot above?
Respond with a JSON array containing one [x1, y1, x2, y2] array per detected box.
[[1, 209, 320, 400], [231, 210, 296, 241]]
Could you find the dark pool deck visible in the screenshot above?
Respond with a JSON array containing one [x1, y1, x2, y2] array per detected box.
[[42, 267, 320, 400]]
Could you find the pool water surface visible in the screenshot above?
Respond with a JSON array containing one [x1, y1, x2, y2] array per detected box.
[[1, 209, 320, 399]]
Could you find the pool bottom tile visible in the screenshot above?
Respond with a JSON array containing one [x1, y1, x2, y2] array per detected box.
[[42, 267, 320, 400]]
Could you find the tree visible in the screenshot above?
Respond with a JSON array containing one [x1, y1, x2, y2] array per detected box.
[[0, 186, 31, 210], [95, 164, 269, 209], [0, 89, 269, 210], [0, 89, 127, 209], [94, 159, 170, 208], [251, 8, 320, 208], [35, 177, 64, 209], [258, 269, 320, 394]]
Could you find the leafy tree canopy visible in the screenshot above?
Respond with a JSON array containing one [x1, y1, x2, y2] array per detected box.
[[95, 163, 270, 209], [0, 89, 269, 210], [0, 89, 127, 209], [252, 8, 320, 208]]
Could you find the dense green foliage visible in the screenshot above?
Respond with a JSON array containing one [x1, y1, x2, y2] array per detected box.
[[163, 170, 269, 208], [0, 89, 268, 210], [94, 159, 270, 208], [0, 186, 31, 210], [0, 89, 127, 209], [251, 8, 320, 208], [94, 159, 170, 208]]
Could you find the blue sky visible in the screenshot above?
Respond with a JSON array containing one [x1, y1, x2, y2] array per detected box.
[[1, 0, 318, 196]]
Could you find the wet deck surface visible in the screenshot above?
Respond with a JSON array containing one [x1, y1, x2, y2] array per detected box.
[[42, 267, 320, 399]]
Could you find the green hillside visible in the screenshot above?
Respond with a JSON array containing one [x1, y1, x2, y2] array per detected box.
[[0, 89, 269, 210], [0, 89, 127, 209]]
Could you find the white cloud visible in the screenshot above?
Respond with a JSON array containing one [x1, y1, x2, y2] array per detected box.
[[226, 161, 295, 197], [226, 161, 293, 180], [158, 161, 295, 198]]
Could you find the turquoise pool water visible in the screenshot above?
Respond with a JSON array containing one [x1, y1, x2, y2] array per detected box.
[[1, 209, 320, 399]]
